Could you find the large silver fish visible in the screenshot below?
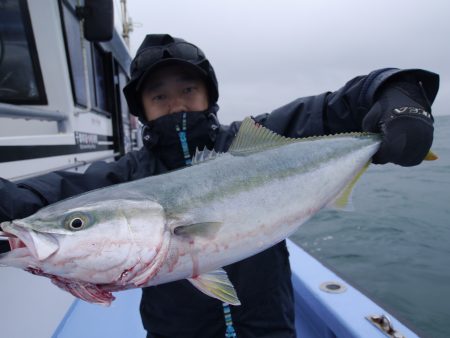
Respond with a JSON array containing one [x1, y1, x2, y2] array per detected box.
[[0, 118, 381, 305]]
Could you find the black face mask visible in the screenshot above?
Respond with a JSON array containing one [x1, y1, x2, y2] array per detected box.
[[142, 107, 219, 170]]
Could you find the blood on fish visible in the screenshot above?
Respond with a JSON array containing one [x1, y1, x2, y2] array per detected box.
[[118, 266, 134, 281], [167, 247, 179, 273], [190, 253, 199, 278], [25, 266, 115, 305]]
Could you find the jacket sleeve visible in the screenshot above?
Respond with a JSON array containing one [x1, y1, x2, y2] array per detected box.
[[253, 68, 439, 137], [0, 148, 154, 222]]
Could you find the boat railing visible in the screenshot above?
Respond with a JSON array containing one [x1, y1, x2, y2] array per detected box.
[[0, 102, 67, 122], [9, 153, 120, 182]]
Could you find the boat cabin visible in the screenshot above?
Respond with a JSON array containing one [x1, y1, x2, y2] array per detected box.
[[0, 0, 138, 181]]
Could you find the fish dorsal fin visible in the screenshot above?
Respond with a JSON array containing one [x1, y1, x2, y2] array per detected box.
[[192, 147, 220, 165], [229, 117, 297, 156], [229, 117, 381, 156]]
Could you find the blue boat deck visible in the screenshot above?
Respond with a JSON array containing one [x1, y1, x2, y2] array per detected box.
[[53, 240, 418, 338]]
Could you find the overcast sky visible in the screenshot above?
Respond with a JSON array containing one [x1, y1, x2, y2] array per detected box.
[[125, 0, 449, 124]]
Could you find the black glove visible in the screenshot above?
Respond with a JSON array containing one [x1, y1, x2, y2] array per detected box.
[[362, 80, 434, 166]]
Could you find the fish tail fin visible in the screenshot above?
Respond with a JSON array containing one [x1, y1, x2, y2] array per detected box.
[[424, 150, 438, 161]]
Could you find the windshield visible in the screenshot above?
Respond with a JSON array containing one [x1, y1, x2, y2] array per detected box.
[[0, 0, 46, 104]]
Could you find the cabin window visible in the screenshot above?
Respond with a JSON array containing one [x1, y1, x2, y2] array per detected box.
[[117, 67, 133, 152], [0, 0, 47, 104], [60, 1, 88, 107], [92, 44, 109, 112]]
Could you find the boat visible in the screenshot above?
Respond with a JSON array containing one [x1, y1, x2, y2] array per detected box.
[[0, 1, 420, 337], [0, 0, 138, 181]]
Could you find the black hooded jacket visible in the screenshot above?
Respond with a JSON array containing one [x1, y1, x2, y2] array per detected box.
[[0, 68, 439, 338]]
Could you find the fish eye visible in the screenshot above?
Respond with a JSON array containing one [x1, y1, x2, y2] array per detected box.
[[64, 213, 90, 231], [70, 218, 84, 229]]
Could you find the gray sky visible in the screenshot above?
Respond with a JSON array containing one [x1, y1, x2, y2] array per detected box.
[[126, 0, 449, 124]]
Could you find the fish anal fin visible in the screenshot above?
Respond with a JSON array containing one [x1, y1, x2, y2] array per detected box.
[[187, 269, 241, 306]]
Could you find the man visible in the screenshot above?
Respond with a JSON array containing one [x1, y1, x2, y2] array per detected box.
[[0, 34, 439, 337]]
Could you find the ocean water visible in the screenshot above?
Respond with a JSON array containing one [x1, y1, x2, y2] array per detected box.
[[290, 115, 450, 338]]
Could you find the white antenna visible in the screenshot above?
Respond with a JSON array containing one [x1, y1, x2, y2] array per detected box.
[[120, 0, 133, 48]]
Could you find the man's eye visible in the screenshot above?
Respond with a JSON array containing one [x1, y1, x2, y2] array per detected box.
[[183, 87, 195, 94], [152, 94, 166, 101]]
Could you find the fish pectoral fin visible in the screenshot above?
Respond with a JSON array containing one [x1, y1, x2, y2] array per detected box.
[[187, 269, 241, 306], [424, 150, 438, 161], [173, 221, 223, 239], [329, 161, 370, 211]]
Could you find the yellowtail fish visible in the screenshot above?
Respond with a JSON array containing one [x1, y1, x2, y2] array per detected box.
[[0, 117, 383, 305]]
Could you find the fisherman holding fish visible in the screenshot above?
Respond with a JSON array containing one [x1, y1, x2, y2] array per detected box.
[[0, 34, 439, 338]]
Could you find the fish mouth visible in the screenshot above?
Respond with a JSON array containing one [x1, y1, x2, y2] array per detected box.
[[0, 221, 59, 264]]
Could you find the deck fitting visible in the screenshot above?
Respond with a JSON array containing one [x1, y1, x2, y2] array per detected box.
[[319, 281, 347, 294]]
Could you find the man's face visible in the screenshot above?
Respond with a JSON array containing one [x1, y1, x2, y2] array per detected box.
[[140, 64, 209, 121]]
